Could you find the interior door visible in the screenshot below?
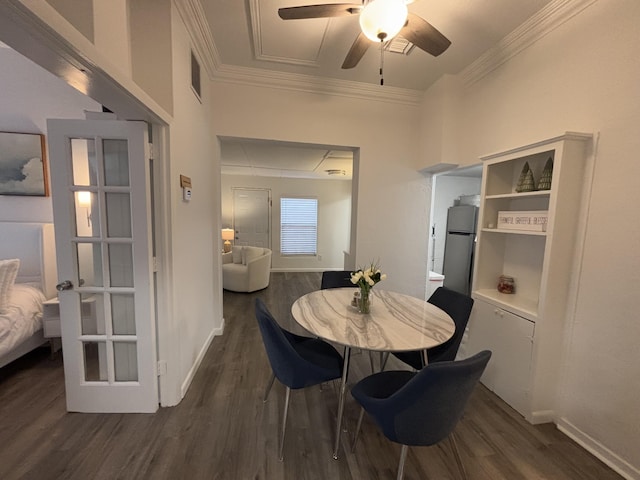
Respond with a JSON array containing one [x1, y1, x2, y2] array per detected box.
[[47, 118, 158, 413], [232, 188, 270, 247]]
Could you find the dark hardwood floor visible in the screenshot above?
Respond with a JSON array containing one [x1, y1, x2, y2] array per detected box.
[[0, 272, 622, 479]]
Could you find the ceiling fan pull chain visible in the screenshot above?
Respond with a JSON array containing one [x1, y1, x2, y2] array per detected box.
[[379, 39, 384, 86]]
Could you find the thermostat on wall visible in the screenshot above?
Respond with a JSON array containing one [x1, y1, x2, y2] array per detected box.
[[180, 175, 192, 202]]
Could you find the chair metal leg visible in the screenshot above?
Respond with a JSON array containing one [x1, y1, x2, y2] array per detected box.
[[263, 372, 276, 403], [369, 351, 376, 373], [380, 352, 390, 370], [396, 444, 409, 480], [351, 407, 365, 452], [278, 386, 291, 461], [449, 432, 468, 480]]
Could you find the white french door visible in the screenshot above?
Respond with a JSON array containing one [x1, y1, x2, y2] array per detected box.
[[232, 188, 270, 248], [47, 118, 158, 413]]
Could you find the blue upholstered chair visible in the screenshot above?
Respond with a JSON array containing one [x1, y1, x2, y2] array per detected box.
[[254, 298, 344, 461], [351, 350, 491, 480], [390, 286, 474, 370], [320, 270, 356, 290]]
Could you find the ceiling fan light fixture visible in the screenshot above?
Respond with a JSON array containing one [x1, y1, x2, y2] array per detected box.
[[359, 0, 408, 43]]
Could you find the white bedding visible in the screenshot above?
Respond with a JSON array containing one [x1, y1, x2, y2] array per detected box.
[[0, 284, 46, 358]]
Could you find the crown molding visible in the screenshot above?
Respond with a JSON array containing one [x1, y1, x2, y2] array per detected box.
[[173, 0, 219, 79], [174, 0, 422, 105], [212, 63, 423, 106], [175, 0, 598, 105], [460, 0, 598, 88]]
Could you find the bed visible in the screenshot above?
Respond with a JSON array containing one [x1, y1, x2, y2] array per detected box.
[[0, 222, 57, 368]]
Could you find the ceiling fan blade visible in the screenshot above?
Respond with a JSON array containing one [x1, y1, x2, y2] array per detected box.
[[278, 4, 362, 20], [342, 32, 371, 69], [400, 13, 451, 57]]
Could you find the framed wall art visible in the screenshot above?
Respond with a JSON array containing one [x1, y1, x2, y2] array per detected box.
[[0, 131, 48, 196]]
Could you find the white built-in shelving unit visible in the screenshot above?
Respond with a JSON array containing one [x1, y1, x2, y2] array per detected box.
[[465, 132, 592, 424]]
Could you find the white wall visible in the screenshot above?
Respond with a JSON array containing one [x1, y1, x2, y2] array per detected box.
[[425, 1, 640, 476], [166, 4, 221, 402], [418, 74, 463, 169], [0, 47, 101, 223], [221, 174, 351, 271], [430, 175, 481, 274], [210, 84, 429, 298]]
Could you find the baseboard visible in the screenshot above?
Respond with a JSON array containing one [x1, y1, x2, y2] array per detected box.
[[557, 417, 639, 480], [528, 409, 555, 425], [180, 318, 225, 398]]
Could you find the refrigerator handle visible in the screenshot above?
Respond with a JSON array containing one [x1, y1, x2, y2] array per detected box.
[[467, 235, 478, 288]]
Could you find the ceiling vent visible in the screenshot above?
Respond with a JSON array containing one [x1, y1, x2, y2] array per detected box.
[[385, 36, 415, 55], [325, 169, 346, 176]]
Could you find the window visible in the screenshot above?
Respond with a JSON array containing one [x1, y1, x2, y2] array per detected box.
[[280, 197, 317, 255]]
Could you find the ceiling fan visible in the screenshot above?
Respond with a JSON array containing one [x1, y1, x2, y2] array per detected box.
[[278, 0, 451, 70]]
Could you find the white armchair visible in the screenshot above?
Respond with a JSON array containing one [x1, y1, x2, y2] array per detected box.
[[222, 246, 272, 292]]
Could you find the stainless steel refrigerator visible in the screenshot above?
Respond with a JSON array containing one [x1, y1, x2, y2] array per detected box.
[[442, 205, 478, 296]]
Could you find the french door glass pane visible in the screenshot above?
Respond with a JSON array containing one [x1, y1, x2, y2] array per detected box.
[[71, 138, 97, 186], [80, 293, 104, 335], [103, 139, 130, 186], [114, 342, 138, 381], [83, 342, 107, 381], [76, 242, 103, 287], [111, 294, 136, 335], [74, 191, 99, 237], [108, 243, 134, 287], [105, 192, 132, 238]]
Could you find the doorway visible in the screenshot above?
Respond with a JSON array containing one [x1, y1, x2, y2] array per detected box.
[[0, 18, 175, 409], [219, 137, 357, 271], [428, 165, 483, 284]]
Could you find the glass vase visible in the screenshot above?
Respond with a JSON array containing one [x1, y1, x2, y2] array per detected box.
[[358, 288, 371, 314]]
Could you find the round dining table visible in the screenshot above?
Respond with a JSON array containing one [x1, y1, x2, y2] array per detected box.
[[291, 287, 455, 459]]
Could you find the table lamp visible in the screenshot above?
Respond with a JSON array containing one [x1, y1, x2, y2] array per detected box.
[[221, 228, 234, 253]]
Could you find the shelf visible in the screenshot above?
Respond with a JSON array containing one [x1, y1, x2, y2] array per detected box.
[[471, 133, 592, 422], [486, 191, 550, 200], [472, 289, 539, 322], [481, 228, 547, 236]]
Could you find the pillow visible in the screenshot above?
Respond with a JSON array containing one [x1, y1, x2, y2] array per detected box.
[[231, 245, 243, 264], [0, 258, 20, 312], [243, 246, 264, 265]]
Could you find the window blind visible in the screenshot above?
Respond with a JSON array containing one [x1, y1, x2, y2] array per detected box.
[[280, 197, 318, 255]]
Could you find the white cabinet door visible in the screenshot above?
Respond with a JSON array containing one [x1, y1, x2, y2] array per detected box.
[[466, 298, 534, 417]]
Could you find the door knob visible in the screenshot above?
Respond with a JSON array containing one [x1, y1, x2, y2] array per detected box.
[[56, 280, 74, 291]]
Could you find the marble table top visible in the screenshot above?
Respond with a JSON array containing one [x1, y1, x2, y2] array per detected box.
[[291, 288, 455, 352]]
